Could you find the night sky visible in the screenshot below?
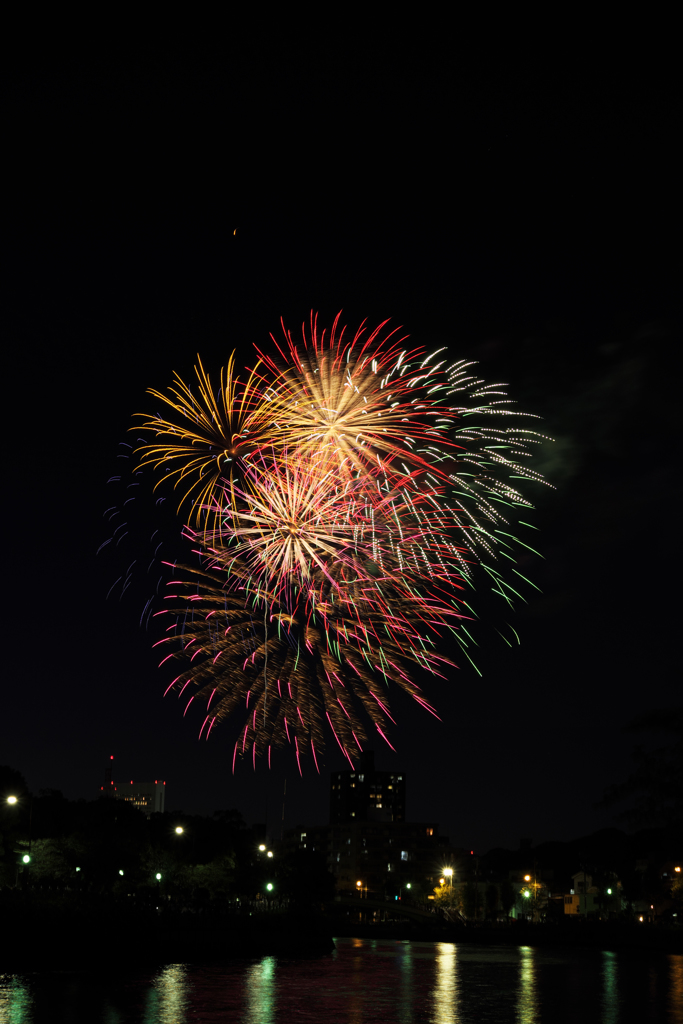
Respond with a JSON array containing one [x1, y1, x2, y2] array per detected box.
[[3, 41, 679, 854]]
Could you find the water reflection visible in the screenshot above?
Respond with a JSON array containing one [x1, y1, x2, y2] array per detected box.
[[431, 942, 458, 1023], [517, 946, 538, 1024], [2, 941, 683, 1022], [669, 955, 683, 1024], [244, 955, 276, 1024], [602, 950, 619, 1024], [0, 975, 32, 1024], [398, 942, 414, 1024], [143, 964, 189, 1024]]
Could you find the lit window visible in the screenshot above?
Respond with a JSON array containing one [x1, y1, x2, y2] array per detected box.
[[376, 803, 382, 809], [401, 851, 408, 861]]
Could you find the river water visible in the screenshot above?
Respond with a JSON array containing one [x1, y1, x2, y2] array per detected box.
[[1, 938, 682, 1023]]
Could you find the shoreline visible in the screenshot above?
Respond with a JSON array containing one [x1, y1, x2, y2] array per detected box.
[[330, 922, 683, 953], [2, 901, 682, 971]]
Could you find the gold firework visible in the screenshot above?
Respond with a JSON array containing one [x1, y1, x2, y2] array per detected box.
[[133, 352, 268, 531]]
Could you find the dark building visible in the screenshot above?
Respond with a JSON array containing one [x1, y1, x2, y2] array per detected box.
[[285, 818, 451, 895], [279, 752, 454, 896], [330, 751, 406, 824]]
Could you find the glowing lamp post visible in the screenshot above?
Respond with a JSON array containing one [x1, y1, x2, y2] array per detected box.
[[175, 826, 184, 835], [7, 795, 33, 885]]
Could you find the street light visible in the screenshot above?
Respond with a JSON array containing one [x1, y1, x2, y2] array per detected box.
[[267, 851, 273, 858], [175, 826, 184, 835], [155, 873, 162, 881], [6, 796, 18, 805], [22, 854, 30, 864], [119, 870, 124, 876], [258, 844, 266, 852], [266, 883, 274, 892]]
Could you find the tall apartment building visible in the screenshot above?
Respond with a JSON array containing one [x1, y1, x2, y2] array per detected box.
[[99, 779, 166, 817], [330, 750, 406, 824], [283, 754, 455, 895]]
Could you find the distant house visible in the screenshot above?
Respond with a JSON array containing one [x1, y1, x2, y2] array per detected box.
[[563, 870, 621, 917]]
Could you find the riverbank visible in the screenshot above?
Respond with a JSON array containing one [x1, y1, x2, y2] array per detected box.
[[330, 920, 683, 952], [2, 892, 682, 971], [0, 897, 335, 970]]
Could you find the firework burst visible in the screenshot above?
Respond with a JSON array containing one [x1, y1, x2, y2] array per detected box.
[[155, 563, 451, 772], [114, 310, 551, 767], [255, 311, 461, 485], [133, 352, 269, 531]]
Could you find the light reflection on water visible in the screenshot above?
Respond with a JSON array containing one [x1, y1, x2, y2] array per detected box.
[[142, 965, 189, 1024], [1, 943, 682, 1022], [243, 956, 276, 1024], [670, 955, 683, 1024], [517, 946, 538, 1024], [602, 950, 619, 1024], [0, 976, 32, 1023], [431, 942, 457, 1023]]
